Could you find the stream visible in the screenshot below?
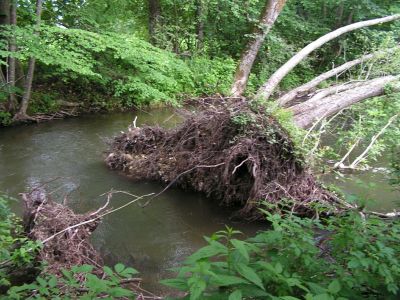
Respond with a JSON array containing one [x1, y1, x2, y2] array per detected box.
[[0, 109, 399, 293]]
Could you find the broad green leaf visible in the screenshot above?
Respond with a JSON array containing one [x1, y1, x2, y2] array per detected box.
[[189, 278, 206, 300], [160, 278, 188, 291], [229, 290, 242, 300], [231, 239, 250, 262], [235, 263, 265, 290], [210, 274, 250, 286], [328, 280, 341, 294], [114, 263, 125, 273]]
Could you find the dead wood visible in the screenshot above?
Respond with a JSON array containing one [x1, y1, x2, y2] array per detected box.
[[106, 99, 341, 219], [22, 186, 104, 276], [291, 75, 400, 128]]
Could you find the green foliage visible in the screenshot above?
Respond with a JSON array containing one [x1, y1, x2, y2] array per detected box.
[[0, 111, 12, 126], [29, 93, 60, 114], [5, 263, 139, 299], [390, 145, 400, 188], [0, 195, 40, 288], [163, 210, 400, 299], [187, 56, 236, 96]]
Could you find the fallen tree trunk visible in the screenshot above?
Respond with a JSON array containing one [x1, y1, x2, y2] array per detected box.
[[277, 46, 399, 106], [277, 53, 375, 106], [291, 75, 400, 128], [256, 14, 400, 100]]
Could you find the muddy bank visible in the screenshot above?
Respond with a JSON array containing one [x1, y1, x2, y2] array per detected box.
[[106, 99, 341, 219]]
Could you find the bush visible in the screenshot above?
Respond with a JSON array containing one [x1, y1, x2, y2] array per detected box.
[[162, 208, 400, 299]]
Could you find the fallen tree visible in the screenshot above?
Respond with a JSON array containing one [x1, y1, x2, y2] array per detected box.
[[291, 75, 400, 128], [255, 14, 400, 100], [106, 100, 343, 219], [106, 14, 400, 219], [276, 52, 377, 106]]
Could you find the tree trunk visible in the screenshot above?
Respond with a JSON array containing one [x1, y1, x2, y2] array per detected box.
[[0, 0, 10, 82], [291, 75, 400, 128], [148, 0, 161, 45], [196, 0, 204, 50], [14, 0, 43, 120], [7, 0, 17, 112], [255, 14, 400, 101], [230, 0, 286, 97], [0, 0, 10, 26], [277, 53, 377, 106]]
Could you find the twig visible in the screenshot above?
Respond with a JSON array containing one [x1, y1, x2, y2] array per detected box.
[[41, 191, 155, 245]]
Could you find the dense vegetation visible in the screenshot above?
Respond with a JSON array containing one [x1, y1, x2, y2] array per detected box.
[[1, 0, 400, 299]]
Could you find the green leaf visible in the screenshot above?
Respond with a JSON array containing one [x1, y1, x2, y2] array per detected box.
[[235, 263, 264, 290], [48, 276, 57, 288], [186, 244, 226, 263], [312, 294, 333, 300], [72, 264, 94, 273], [160, 278, 188, 291], [103, 266, 114, 277], [120, 267, 139, 277], [114, 263, 125, 273], [328, 280, 341, 294], [210, 274, 250, 286], [231, 239, 250, 262], [275, 262, 283, 274], [188, 278, 206, 300], [108, 287, 133, 297], [229, 290, 242, 300]]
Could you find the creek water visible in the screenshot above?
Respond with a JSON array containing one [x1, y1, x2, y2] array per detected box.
[[0, 109, 399, 293]]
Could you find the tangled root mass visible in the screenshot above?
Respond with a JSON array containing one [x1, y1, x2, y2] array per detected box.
[[106, 100, 337, 219]]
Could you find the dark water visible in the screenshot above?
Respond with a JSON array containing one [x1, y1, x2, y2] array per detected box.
[[0, 109, 263, 294], [0, 110, 399, 294]]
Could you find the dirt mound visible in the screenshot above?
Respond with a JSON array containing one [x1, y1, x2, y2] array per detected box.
[[106, 99, 338, 219]]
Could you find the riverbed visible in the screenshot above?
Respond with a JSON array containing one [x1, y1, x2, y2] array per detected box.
[[0, 109, 398, 293]]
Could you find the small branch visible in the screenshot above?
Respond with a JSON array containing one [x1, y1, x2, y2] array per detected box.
[[349, 114, 398, 168], [333, 137, 361, 169], [41, 191, 155, 245]]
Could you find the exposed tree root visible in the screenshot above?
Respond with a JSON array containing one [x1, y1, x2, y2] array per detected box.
[[106, 99, 340, 219]]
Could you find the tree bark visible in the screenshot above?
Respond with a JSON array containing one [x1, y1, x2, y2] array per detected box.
[[291, 75, 400, 128], [230, 0, 286, 97], [148, 0, 161, 45], [0, 0, 10, 26], [0, 0, 10, 82], [14, 0, 43, 120], [7, 0, 17, 112], [277, 53, 377, 106], [196, 0, 204, 50], [256, 14, 400, 101]]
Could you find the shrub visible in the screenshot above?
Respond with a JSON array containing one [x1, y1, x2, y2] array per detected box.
[[162, 209, 400, 299]]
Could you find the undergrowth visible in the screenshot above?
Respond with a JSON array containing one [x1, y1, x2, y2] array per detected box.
[[162, 206, 400, 300]]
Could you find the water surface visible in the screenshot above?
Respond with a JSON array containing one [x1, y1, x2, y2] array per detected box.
[[0, 109, 398, 293]]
